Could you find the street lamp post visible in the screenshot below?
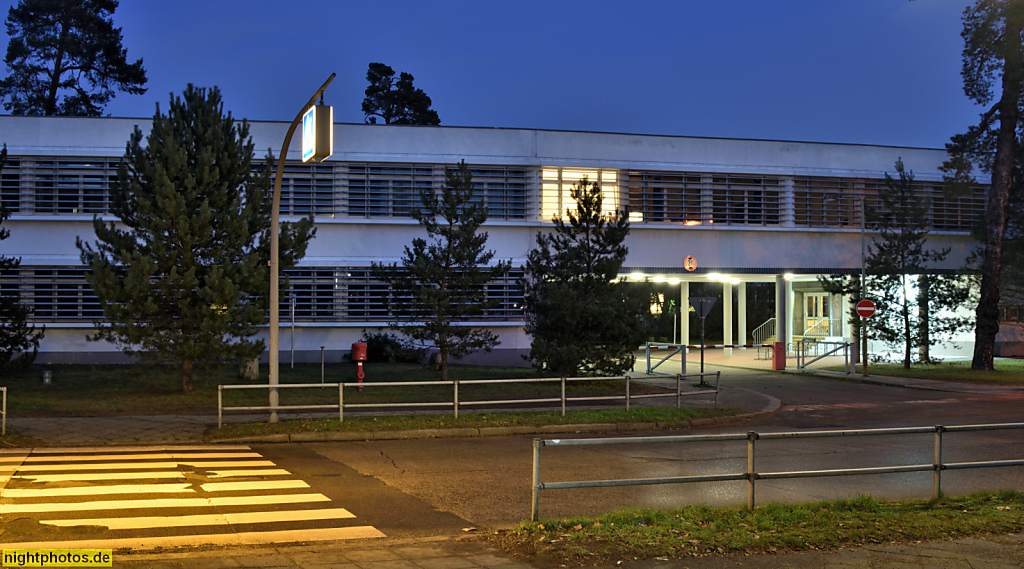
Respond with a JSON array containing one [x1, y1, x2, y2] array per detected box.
[[269, 73, 335, 423], [861, 196, 869, 378]]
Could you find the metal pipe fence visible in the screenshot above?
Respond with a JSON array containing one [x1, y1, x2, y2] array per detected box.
[[530, 422, 1024, 521], [796, 340, 853, 377], [217, 372, 720, 428], [1, 386, 5, 436]]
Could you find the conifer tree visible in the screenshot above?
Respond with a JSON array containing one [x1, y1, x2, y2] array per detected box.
[[0, 143, 44, 369], [373, 161, 510, 381], [523, 177, 648, 376], [941, 0, 1024, 369], [361, 62, 440, 125], [77, 85, 315, 392], [0, 0, 147, 116], [820, 160, 975, 369]]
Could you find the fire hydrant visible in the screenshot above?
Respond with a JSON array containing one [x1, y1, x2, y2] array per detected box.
[[351, 341, 367, 390]]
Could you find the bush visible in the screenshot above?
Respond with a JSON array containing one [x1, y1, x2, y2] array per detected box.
[[360, 332, 423, 363]]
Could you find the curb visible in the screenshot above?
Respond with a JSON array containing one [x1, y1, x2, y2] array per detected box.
[[212, 410, 773, 445]]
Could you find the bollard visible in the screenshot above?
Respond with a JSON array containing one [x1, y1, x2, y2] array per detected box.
[[42, 370, 52, 385]]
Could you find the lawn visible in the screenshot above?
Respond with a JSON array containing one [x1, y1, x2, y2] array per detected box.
[[850, 357, 1024, 385], [492, 492, 1024, 566], [0, 362, 690, 418]]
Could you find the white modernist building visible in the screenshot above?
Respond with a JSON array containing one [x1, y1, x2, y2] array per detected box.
[[0, 115, 994, 364]]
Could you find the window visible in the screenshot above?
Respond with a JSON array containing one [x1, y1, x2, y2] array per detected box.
[[278, 162, 336, 216], [710, 175, 780, 225], [1, 157, 20, 213], [30, 159, 115, 214], [541, 168, 618, 221], [348, 164, 434, 218], [627, 171, 703, 224], [793, 178, 861, 227], [450, 165, 528, 220]]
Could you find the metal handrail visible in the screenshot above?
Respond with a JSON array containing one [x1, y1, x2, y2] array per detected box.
[[530, 422, 1024, 520], [752, 317, 776, 345], [217, 372, 722, 428]]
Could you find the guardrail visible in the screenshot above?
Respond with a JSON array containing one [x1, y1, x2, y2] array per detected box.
[[1, 386, 5, 436], [217, 372, 721, 428], [530, 422, 1024, 521]]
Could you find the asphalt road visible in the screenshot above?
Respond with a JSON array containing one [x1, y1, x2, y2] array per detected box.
[[273, 365, 1024, 529]]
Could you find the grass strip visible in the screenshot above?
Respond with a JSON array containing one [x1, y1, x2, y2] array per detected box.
[[828, 358, 1024, 385], [208, 406, 745, 439], [491, 492, 1024, 566]]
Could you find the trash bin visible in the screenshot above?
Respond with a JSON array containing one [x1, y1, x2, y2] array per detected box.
[[771, 341, 786, 371]]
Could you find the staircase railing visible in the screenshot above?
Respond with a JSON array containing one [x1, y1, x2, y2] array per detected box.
[[752, 317, 776, 345]]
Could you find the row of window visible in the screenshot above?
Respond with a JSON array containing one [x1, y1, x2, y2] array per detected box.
[[0, 157, 985, 231], [0, 267, 526, 323]]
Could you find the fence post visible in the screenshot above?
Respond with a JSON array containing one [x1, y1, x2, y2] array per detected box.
[[339, 383, 344, 423], [676, 374, 681, 409], [217, 386, 222, 429], [747, 431, 758, 510], [625, 376, 630, 411], [714, 371, 721, 409], [2, 387, 6, 436], [646, 344, 651, 374], [561, 377, 566, 417], [532, 438, 542, 521], [933, 425, 945, 501], [454, 380, 459, 419]]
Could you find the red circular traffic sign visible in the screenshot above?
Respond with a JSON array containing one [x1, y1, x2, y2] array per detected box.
[[856, 299, 876, 318]]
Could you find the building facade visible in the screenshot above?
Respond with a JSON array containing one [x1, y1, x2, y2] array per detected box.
[[0, 116, 996, 365]]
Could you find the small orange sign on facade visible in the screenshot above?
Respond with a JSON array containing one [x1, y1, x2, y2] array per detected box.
[[684, 256, 697, 272]]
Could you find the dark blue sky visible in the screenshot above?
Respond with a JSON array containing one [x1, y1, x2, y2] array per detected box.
[[2, 0, 979, 148]]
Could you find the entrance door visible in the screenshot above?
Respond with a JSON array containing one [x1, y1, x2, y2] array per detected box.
[[805, 293, 831, 336]]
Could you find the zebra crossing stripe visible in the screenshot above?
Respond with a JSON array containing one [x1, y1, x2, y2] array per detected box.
[[12, 460, 277, 471], [3, 483, 193, 498], [0, 526, 385, 550], [15, 468, 292, 482], [0, 493, 331, 514], [41, 507, 356, 529], [200, 479, 309, 492], [14, 452, 264, 462]]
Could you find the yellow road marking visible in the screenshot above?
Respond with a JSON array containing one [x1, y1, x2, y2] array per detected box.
[[42, 507, 356, 529], [0, 526, 385, 550], [12, 460, 276, 471], [206, 468, 292, 477], [2, 483, 193, 498], [200, 479, 309, 492], [15, 471, 186, 482], [21, 445, 252, 453], [0, 493, 331, 514], [15, 452, 264, 462]]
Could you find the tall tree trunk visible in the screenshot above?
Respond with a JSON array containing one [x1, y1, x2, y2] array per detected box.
[[182, 356, 194, 393], [919, 275, 931, 363], [973, 16, 1023, 370], [903, 276, 912, 369]]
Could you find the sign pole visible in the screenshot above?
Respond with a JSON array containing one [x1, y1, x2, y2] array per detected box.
[[269, 73, 335, 424]]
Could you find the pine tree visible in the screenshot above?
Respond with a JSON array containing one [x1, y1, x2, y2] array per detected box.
[[0, 144, 44, 369], [523, 177, 648, 376], [373, 161, 510, 381], [361, 62, 440, 125], [0, 0, 147, 116], [77, 85, 315, 392], [940, 0, 1024, 369], [821, 160, 975, 369]]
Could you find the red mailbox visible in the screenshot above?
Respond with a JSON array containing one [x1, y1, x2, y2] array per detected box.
[[351, 342, 367, 387]]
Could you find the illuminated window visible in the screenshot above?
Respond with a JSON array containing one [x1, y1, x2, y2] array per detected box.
[[541, 168, 619, 221]]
